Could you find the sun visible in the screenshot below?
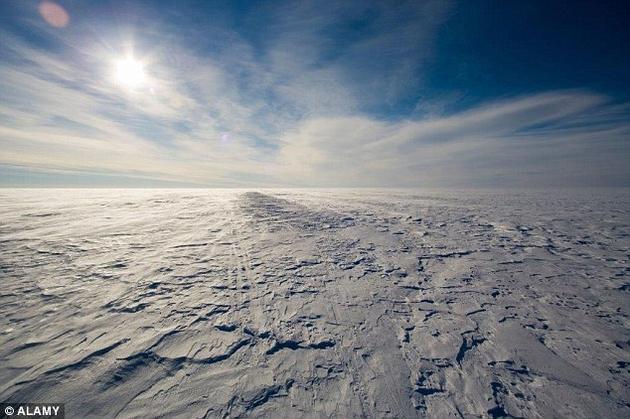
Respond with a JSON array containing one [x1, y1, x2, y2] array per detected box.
[[115, 57, 146, 89]]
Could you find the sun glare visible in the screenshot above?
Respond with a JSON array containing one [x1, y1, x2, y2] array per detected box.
[[115, 57, 146, 88]]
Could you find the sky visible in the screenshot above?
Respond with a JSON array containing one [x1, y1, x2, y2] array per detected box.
[[0, 0, 629, 187]]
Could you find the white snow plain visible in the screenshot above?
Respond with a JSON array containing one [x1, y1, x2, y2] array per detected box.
[[0, 188, 629, 418]]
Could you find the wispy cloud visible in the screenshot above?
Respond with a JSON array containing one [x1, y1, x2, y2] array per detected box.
[[277, 91, 630, 186]]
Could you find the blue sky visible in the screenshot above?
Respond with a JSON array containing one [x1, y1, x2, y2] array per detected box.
[[0, 0, 629, 187]]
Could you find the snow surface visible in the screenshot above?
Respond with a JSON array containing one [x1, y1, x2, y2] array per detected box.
[[0, 188, 629, 418]]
